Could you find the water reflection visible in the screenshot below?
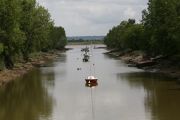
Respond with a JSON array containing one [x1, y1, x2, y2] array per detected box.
[[54, 53, 67, 63], [0, 69, 53, 120], [41, 67, 55, 87], [117, 72, 180, 120], [85, 82, 98, 88], [1, 45, 180, 120]]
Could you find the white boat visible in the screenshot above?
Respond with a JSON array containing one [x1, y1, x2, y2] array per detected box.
[[85, 76, 98, 84]]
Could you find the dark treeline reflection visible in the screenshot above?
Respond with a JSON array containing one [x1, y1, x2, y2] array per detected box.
[[117, 72, 180, 120], [0, 69, 54, 120], [41, 67, 56, 87]]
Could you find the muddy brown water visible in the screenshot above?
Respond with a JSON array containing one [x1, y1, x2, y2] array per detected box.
[[0, 45, 180, 120]]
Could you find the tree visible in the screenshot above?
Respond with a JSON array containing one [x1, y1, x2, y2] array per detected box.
[[0, 0, 25, 69], [104, 20, 146, 51], [50, 26, 67, 49], [32, 5, 53, 52], [0, 0, 67, 69], [20, 0, 36, 61], [143, 0, 179, 56]]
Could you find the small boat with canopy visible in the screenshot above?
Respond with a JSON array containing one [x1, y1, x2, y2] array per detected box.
[[85, 76, 98, 84]]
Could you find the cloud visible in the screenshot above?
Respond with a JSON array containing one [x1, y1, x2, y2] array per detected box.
[[36, 0, 148, 36]]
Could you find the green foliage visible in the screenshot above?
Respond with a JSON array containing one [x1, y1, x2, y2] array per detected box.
[[142, 0, 180, 56], [0, 0, 24, 68], [0, 43, 3, 54], [20, 0, 36, 60], [105, 19, 147, 51], [105, 0, 180, 58], [50, 26, 67, 49], [0, 0, 67, 69], [33, 6, 53, 52]]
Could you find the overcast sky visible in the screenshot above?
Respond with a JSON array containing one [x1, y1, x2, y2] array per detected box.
[[36, 0, 148, 36]]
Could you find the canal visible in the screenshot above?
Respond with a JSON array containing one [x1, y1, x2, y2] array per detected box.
[[0, 45, 180, 120]]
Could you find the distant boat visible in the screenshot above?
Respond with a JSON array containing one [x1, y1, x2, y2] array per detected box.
[[85, 76, 98, 84], [81, 47, 89, 52], [83, 52, 90, 62]]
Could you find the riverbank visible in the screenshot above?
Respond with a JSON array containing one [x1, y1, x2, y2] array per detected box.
[[0, 49, 68, 87], [67, 40, 104, 45], [105, 49, 180, 80]]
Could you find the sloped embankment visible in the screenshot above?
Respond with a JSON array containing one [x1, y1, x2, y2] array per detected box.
[[105, 49, 180, 80]]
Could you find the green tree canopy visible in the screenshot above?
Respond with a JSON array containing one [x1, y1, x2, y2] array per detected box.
[[0, 0, 67, 69]]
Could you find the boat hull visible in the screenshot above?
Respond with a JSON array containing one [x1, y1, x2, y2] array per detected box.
[[85, 79, 98, 84], [83, 58, 89, 62], [85, 82, 98, 88]]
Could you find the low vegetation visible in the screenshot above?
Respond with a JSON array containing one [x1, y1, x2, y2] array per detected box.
[[68, 39, 103, 45], [0, 0, 67, 70]]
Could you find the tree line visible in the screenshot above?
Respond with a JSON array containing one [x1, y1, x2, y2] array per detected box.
[[0, 0, 67, 69], [104, 0, 180, 58]]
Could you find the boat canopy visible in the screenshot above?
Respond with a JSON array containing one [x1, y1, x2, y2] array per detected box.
[[87, 76, 98, 80]]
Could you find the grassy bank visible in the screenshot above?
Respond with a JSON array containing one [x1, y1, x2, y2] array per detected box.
[[0, 50, 65, 87]]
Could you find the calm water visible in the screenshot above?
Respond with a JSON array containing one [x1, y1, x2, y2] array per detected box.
[[0, 45, 180, 120]]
